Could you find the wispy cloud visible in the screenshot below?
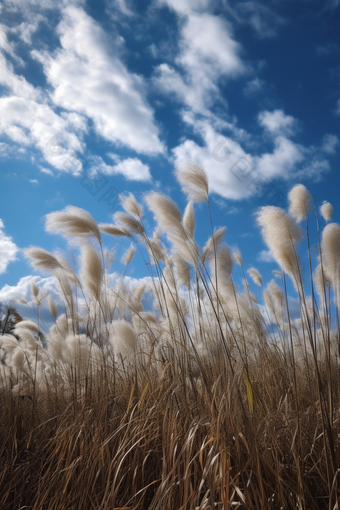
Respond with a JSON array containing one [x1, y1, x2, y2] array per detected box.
[[0, 219, 19, 275], [32, 6, 165, 156], [91, 155, 152, 182], [153, 1, 245, 115], [257, 249, 275, 263]]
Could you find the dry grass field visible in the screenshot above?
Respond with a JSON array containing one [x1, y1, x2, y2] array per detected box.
[[1, 165, 340, 509]]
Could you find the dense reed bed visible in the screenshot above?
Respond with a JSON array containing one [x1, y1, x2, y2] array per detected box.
[[1, 165, 340, 509]]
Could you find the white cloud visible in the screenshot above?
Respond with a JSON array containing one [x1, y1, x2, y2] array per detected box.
[[0, 274, 56, 303], [92, 155, 152, 182], [172, 120, 254, 200], [115, 0, 134, 16], [0, 96, 87, 174], [322, 134, 339, 154], [157, 0, 210, 15], [0, 219, 19, 275], [316, 42, 339, 57], [243, 77, 264, 96], [325, 0, 340, 9], [232, 2, 284, 39], [0, 142, 10, 158], [336, 99, 340, 116], [257, 249, 275, 263], [32, 6, 164, 156], [39, 166, 54, 176], [172, 111, 333, 200], [258, 109, 297, 137], [30, 179, 38, 183], [0, 25, 89, 174], [153, 9, 245, 114], [9, 15, 45, 44], [255, 135, 305, 179]]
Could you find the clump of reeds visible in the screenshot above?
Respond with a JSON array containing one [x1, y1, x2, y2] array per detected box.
[[1, 172, 340, 509]]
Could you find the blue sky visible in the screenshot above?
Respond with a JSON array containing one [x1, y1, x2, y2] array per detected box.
[[0, 0, 339, 313]]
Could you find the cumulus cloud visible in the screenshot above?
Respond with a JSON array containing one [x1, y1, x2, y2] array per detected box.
[[0, 274, 56, 303], [255, 136, 305, 179], [32, 6, 164, 156], [153, 4, 245, 114], [157, 0, 210, 15], [0, 96, 88, 174], [258, 109, 297, 137], [172, 117, 255, 199], [172, 111, 334, 200], [321, 134, 339, 154], [9, 15, 45, 44], [0, 219, 19, 275], [243, 77, 264, 96], [230, 2, 284, 39], [336, 99, 340, 116], [91, 155, 152, 182], [257, 249, 275, 263], [0, 25, 88, 174]]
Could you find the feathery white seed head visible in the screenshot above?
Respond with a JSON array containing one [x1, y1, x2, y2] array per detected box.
[[247, 267, 262, 286], [109, 319, 138, 357], [145, 191, 186, 240], [320, 201, 334, 222], [80, 244, 103, 301], [212, 243, 233, 281], [202, 227, 226, 263], [24, 247, 63, 273], [120, 192, 143, 219], [13, 296, 27, 305], [31, 282, 39, 299], [175, 162, 209, 203], [256, 206, 302, 279], [322, 223, 340, 298], [15, 320, 39, 334], [183, 201, 196, 237], [104, 248, 115, 271], [233, 248, 243, 266], [174, 256, 191, 288], [99, 223, 131, 237], [113, 212, 144, 235], [288, 184, 312, 223], [121, 244, 136, 265], [48, 295, 58, 321], [45, 206, 101, 245]]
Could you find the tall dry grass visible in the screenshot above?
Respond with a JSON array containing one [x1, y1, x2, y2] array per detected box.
[[1, 166, 340, 509]]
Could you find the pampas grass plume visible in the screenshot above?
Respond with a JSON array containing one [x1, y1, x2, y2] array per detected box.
[[183, 201, 196, 237], [145, 191, 186, 240], [31, 282, 39, 299], [233, 248, 243, 266], [121, 244, 136, 266], [24, 247, 63, 273], [202, 227, 226, 263], [322, 223, 340, 295], [80, 244, 103, 301], [247, 267, 262, 286], [288, 184, 312, 223], [45, 206, 101, 245], [99, 224, 131, 237], [120, 193, 143, 219], [113, 212, 144, 235], [320, 201, 334, 222], [48, 295, 58, 321], [256, 206, 302, 278], [175, 162, 209, 203], [109, 319, 138, 357]]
